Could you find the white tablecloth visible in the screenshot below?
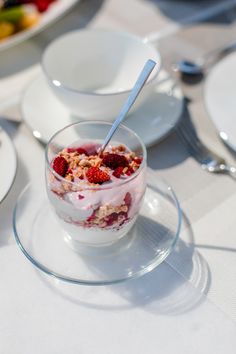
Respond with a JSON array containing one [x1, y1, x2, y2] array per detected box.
[[1, 0, 236, 352]]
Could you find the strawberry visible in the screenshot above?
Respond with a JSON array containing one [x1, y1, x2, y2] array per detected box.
[[76, 148, 88, 155], [102, 153, 128, 169], [86, 167, 110, 184], [67, 148, 75, 153], [80, 143, 98, 156], [87, 210, 96, 222], [134, 157, 142, 165], [105, 212, 118, 226], [52, 156, 68, 177], [105, 211, 128, 226], [124, 192, 132, 207], [125, 167, 134, 176], [35, 0, 50, 12], [112, 166, 124, 178], [67, 147, 88, 155]]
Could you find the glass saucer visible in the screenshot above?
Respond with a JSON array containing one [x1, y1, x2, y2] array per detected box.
[[13, 173, 181, 285]]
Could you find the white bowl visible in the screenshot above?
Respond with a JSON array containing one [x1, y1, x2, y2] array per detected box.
[[42, 29, 161, 120]]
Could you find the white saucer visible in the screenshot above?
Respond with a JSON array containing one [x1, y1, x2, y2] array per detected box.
[[205, 52, 236, 151], [0, 127, 17, 203], [21, 70, 183, 147]]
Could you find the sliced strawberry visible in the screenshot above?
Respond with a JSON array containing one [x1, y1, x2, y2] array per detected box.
[[125, 167, 134, 176], [67, 147, 88, 155], [134, 157, 142, 165], [112, 166, 124, 178], [105, 212, 118, 226], [52, 156, 68, 177], [35, 0, 50, 12], [105, 211, 128, 226], [124, 192, 132, 207], [87, 210, 96, 222], [86, 167, 110, 184], [76, 148, 88, 155], [102, 153, 128, 169], [67, 148, 75, 153], [80, 143, 99, 156]]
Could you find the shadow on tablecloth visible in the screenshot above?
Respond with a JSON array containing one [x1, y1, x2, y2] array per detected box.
[[144, 0, 235, 24], [35, 209, 212, 316]]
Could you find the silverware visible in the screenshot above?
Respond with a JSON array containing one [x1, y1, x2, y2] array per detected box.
[[99, 59, 156, 154], [176, 114, 236, 179], [172, 41, 236, 78]]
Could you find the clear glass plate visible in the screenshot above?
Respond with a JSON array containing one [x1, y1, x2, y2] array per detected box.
[[13, 173, 181, 285]]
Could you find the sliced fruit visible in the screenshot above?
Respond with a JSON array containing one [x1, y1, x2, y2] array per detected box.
[[86, 167, 110, 184], [0, 6, 24, 23], [0, 21, 14, 39]]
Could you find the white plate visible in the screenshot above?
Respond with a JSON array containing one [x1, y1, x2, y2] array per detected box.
[[21, 70, 183, 147], [0, 127, 17, 202], [205, 52, 236, 151], [0, 0, 79, 51]]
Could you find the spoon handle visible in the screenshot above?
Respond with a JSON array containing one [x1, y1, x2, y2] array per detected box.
[[100, 59, 156, 153]]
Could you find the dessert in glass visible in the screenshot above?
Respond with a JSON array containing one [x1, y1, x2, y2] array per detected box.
[[45, 121, 147, 249]]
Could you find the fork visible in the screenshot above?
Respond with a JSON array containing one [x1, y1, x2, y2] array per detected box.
[[176, 114, 236, 179]]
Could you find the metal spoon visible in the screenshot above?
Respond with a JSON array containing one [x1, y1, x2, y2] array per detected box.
[[99, 59, 156, 154], [172, 41, 236, 77]]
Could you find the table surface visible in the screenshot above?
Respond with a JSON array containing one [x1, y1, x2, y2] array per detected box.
[[1, 0, 236, 353]]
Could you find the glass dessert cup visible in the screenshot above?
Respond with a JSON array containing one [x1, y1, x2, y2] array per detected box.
[[45, 121, 147, 251]]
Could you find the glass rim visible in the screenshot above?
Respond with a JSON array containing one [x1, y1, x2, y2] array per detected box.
[[45, 120, 147, 191]]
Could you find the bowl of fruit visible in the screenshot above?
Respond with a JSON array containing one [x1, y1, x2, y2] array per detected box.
[[0, 0, 78, 50]]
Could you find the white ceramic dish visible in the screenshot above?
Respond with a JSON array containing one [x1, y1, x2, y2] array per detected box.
[[0, 0, 79, 51], [205, 52, 236, 151], [21, 69, 183, 147], [42, 29, 161, 120], [0, 126, 17, 202]]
